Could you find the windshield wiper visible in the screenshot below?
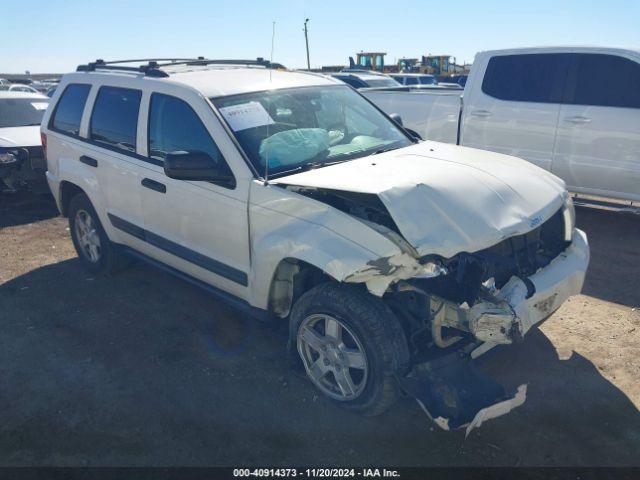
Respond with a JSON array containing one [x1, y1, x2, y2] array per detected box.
[[373, 144, 404, 155]]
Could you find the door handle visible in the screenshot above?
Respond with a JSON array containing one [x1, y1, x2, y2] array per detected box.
[[141, 178, 166, 193], [564, 115, 591, 124], [469, 109, 492, 118], [79, 155, 98, 167]]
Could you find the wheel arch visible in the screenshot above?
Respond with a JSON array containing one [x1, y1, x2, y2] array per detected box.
[[267, 258, 334, 319], [59, 181, 87, 217]]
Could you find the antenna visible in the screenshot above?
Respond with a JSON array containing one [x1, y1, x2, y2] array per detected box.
[[303, 18, 311, 70], [264, 21, 276, 185]]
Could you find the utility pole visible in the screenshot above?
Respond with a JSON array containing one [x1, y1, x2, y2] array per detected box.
[[303, 18, 310, 70]]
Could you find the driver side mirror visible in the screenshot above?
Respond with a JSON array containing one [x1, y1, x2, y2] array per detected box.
[[389, 113, 403, 126], [164, 151, 235, 187], [389, 113, 422, 141]]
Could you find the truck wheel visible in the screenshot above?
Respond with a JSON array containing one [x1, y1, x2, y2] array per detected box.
[[68, 193, 122, 274], [291, 282, 410, 416]]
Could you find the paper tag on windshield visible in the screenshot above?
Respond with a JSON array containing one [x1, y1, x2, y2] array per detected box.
[[219, 101, 274, 132], [31, 102, 48, 110]]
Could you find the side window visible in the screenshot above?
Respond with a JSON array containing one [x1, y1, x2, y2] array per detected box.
[[405, 77, 419, 86], [148, 93, 233, 184], [50, 83, 91, 135], [481, 54, 569, 103], [89, 86, 141, 153], [567, 54, 640, 108]]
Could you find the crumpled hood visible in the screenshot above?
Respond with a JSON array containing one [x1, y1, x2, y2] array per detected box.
[[0, 126, 42, 148], [274, 141, 567, 258]]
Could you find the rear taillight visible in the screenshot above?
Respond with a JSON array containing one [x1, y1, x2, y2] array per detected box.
[[41, 132, 47, 161]]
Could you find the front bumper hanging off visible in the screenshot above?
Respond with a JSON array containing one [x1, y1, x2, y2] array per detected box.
[[400, 229, 589, 435]]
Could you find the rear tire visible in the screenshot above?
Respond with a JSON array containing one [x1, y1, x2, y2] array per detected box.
[[68, 193, 124, 275], [291, 282, 410, 416]]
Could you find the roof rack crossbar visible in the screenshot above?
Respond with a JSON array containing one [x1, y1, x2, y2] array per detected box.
[[76, 57, 283, 77]]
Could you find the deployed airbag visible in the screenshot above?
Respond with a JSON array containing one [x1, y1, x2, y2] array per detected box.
[[259, 128, 330, 167]]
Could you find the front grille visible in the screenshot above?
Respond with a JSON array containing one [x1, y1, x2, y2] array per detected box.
[[410, 208, 569, 305], [479, 208, 568, 288]]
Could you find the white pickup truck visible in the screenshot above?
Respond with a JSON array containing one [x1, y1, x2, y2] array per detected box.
[[365, 47, 640, 204]]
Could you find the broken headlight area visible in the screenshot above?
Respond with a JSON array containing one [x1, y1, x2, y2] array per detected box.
[[0, 148, 30, 192], [387, 206, 570, 353], [384, 208, 571, 433]]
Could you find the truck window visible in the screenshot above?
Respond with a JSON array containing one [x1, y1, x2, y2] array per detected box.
[[566, 53, 640, 109], [50, 84, 90, 135], [481, 54, 569, 103], [89, 86, 141, 153]]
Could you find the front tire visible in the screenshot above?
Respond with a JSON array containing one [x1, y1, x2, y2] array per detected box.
[[68, 193, 121, 275], [291, 283, 410, 416]]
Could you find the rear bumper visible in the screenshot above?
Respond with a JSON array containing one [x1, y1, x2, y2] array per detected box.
[[468, 228, 589, 344]]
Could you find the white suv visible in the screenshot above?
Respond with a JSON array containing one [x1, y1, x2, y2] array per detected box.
[[42, 58, 590, 432]]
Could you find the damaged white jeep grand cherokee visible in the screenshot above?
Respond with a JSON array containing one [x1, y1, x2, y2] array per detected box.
[[42, 58, 589, 433]]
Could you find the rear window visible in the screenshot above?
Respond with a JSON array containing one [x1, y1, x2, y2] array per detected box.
[[89, 86, 141, 153], [568, 53, 640, 108], [0, 97, 50, 128], [482, 54, 569, 103], [51, 84, 90, 135]]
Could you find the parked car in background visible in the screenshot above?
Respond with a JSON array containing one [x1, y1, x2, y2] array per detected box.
[[0, 91, 50, 192], [365, 46, 640, 204], [42, 57, 588, 434], [438, 74, 468, 87], [45, 85, 58, 97], [331, 70, 401, 89], [390, 73, 438, 86], [6, 84, 40, 94]]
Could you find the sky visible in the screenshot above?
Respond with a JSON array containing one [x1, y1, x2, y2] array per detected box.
[[2, 0, 640, 73]]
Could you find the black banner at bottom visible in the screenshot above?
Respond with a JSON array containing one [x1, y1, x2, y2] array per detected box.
[[0, 467, 637, 480]]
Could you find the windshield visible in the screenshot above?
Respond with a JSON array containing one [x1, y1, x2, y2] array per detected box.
[[213, 85, 412, 178], [0, 97, 49, 128]]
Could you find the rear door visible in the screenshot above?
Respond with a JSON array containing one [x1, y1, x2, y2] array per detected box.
[[552, 52, 640, 201], [79, 84, 149, 252], [461, 53, 569, 171]]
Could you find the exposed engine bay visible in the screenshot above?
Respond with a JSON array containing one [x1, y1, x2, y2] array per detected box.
[[283, 184, 587, 433], [285, 184, 570, 351]]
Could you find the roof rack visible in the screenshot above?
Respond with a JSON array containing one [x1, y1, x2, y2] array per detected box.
[[76, 57, 284, 77]]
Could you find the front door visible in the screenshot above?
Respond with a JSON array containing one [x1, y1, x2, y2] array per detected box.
[[137, 92, 251, 299]]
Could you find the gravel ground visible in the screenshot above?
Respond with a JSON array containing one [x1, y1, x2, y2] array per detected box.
[[0, 193, 638, 466]]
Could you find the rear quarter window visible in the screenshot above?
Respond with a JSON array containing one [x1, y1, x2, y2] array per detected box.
[[89, 86, 141, 153], [50, 83, 91, 135]]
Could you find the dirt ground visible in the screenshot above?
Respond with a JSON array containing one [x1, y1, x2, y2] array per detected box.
[[0, 193, 638, 467]]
